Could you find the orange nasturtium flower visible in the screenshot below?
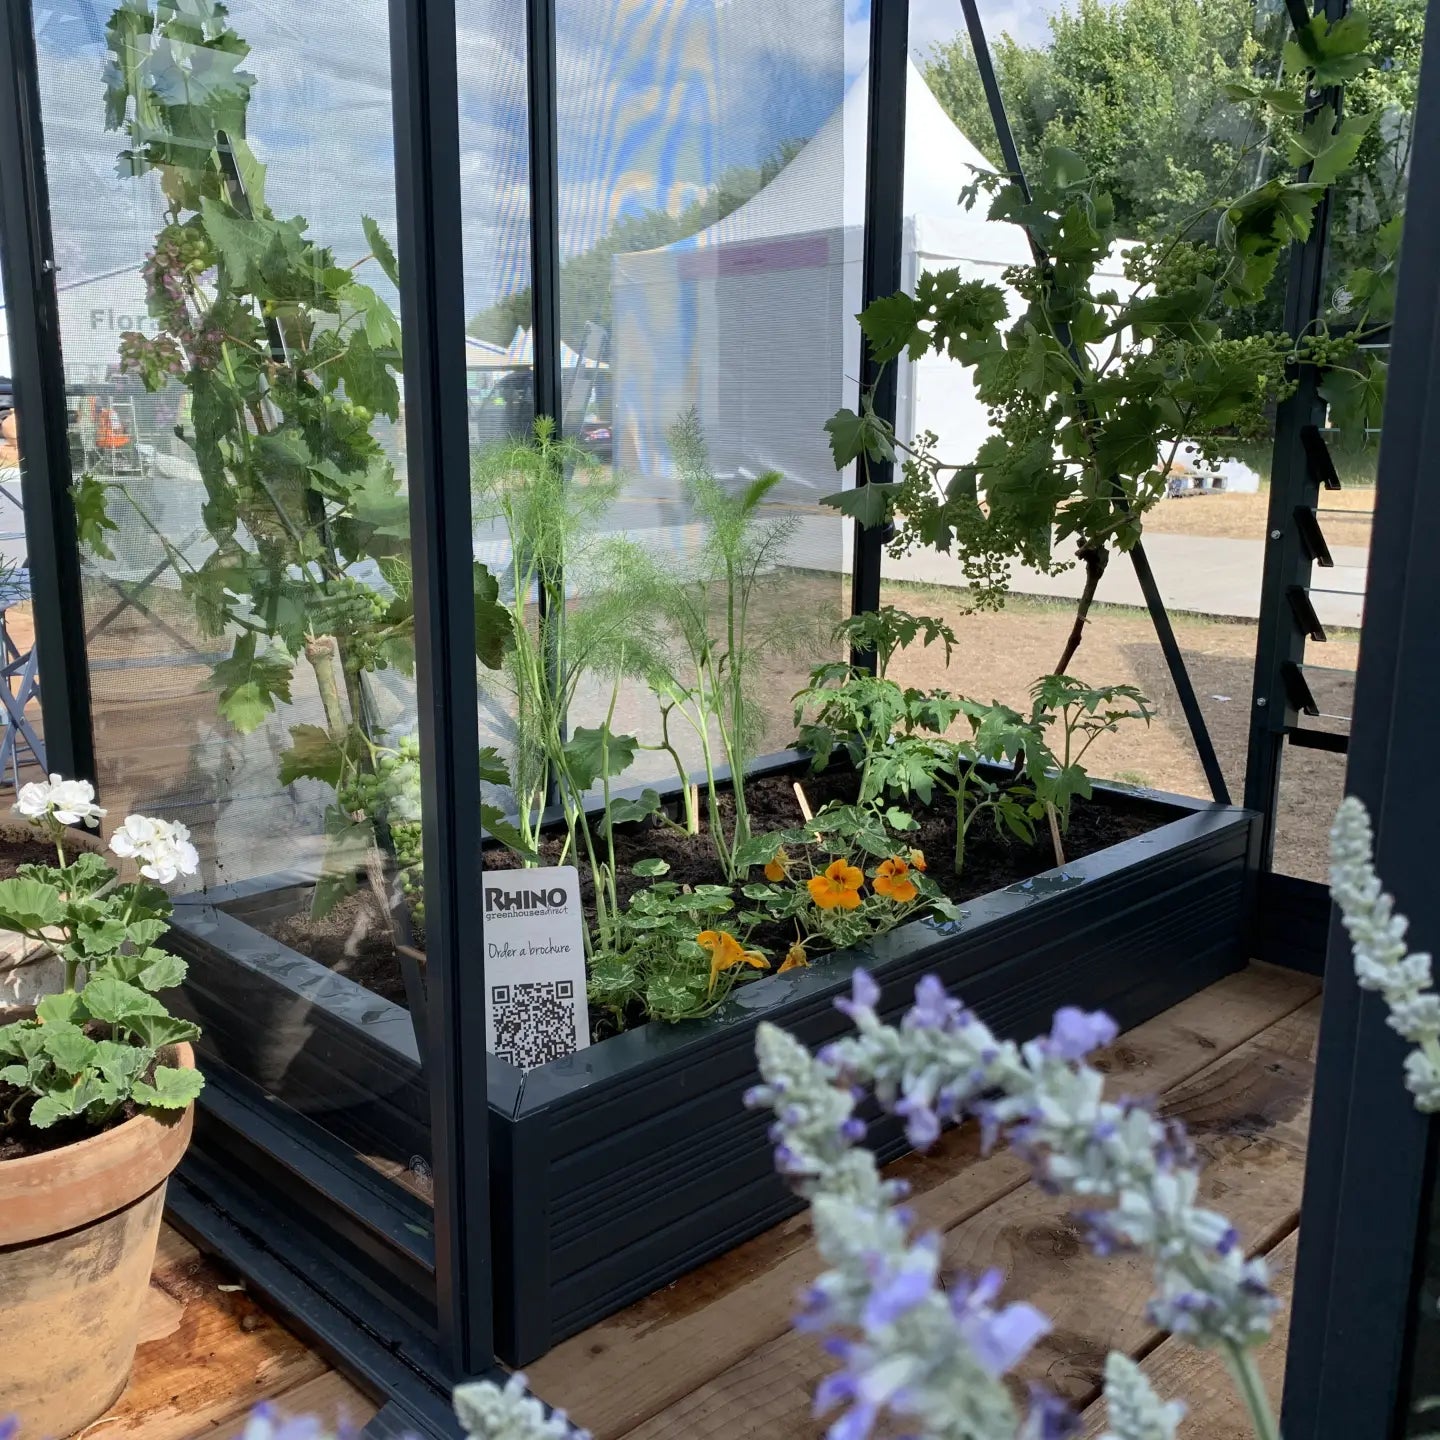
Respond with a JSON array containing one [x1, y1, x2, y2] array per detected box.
[[778, 940, 809, 973], [807, 859, 865, 911], [908, 848, 928, 873], [764, 847, 793, 883], [872, 856, 919, 904], [697, 929, 769, 993]]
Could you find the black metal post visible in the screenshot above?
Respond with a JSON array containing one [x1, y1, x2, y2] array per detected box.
[[0, 0, 96, 785], [525, 0, 563, 430], [958, 0, 1229, 804], [1244, 0, 1350, 864], [1280, 7, 1440, 1430], [849, 0, 908, 670], [388, 0, 494, 1380]]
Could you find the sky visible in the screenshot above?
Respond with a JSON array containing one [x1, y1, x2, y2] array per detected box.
[[24, 0, 1068, 343]]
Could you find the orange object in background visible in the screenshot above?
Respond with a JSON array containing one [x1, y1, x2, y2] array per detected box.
[[94, 403, 130, 450]]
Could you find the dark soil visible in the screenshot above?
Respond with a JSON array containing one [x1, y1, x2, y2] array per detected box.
[[0, 827, 71, 879], [252, 771, 1170, 1018], [267, 886, 416, 1007]]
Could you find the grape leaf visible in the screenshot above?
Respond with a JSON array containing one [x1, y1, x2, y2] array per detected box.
[[362, 215, 401, 288], [209, 632, 294, 734]]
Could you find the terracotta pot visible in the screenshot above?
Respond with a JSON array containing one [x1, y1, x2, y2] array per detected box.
[[0, 1044, 196, 1438]]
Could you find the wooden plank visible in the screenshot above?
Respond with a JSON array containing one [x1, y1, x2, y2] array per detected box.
[[615, 993, 1318, 1440], [1079, 1230, 1299, 1439], [96, 1223, 330, 1439], [208, 1370, 380, 1438], [529, 963, 1318, 1440]]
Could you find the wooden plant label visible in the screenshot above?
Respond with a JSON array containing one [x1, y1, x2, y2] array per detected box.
[[482, 865, 589, 1070]]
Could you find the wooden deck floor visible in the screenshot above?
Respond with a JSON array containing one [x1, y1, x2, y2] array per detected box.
[[108, 961, 1317, 1439]]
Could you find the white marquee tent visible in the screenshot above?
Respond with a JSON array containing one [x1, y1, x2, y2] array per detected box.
[[608, 57, 1138, 525]]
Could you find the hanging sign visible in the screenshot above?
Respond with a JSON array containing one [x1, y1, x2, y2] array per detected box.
[[481, 864, 589, 1071]]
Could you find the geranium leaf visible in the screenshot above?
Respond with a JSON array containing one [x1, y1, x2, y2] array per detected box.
[[132, 1064, 205, 1110], [0, 877, 66, 933]]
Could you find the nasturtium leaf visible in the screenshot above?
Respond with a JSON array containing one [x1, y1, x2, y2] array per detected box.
[[362, 215, 401, 288], [132, 1064, 205, 1110], [209, 632, 294, 734], [632, 857, 670, 878], [606, 790, 662, 829], [0, 877, 66, 933], [562, 725, 639, 792]]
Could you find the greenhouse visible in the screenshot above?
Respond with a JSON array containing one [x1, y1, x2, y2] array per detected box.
[[0, 0, 1435, 1434]]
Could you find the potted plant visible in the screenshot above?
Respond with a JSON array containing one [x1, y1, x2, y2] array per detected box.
[[0, 775, 204, 1438]]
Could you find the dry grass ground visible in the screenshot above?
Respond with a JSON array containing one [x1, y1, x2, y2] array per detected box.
[[880, 580, 1355, 882], [1143, 484, 1376, 548]]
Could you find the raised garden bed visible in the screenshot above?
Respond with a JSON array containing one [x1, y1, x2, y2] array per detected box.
[[163, 756, 1259, 1364]]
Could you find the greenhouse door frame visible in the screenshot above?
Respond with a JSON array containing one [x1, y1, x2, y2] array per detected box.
[[1282, 0, 1440, 1431], [0, 0, 501, 1431]]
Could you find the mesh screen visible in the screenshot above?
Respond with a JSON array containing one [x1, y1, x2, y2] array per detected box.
[[549, 0, 854, 786]]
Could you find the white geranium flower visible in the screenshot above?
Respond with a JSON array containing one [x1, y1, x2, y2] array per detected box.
[[13, 773, 106, 828], [108, 814, 200, 884]]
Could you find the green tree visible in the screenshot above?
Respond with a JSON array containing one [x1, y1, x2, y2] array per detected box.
[[923, 0, 1419, 253], [468, 139, 807, 349]]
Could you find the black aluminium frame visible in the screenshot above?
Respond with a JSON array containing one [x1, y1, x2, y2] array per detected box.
[[848, 0, 907, 670], [0, 0, 97, 785], [1282, 1, 1440, 1431], [1249, 0, 1347, 944], [388, 0, 495, 1384]]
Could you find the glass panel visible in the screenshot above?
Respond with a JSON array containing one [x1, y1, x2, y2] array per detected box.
[[547, 0, 851, 791], [883, 3, 1291, 813], [29, 0, 456, 1210]]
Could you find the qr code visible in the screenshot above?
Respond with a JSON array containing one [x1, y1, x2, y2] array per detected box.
[[491, 980, 578, 1070]]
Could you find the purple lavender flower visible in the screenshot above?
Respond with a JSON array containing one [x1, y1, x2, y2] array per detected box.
[[949, 1268, 1052, 1378], [1023, 1386, 1081, 1440], [1044, 1006, 1118, 1062], [0, 1417, 16, 1440], [894, 1094, 941, 1148], [861, 1234, 939, 1328], [904, 974, 966, 1031], [836, 968, 880, 1020]]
